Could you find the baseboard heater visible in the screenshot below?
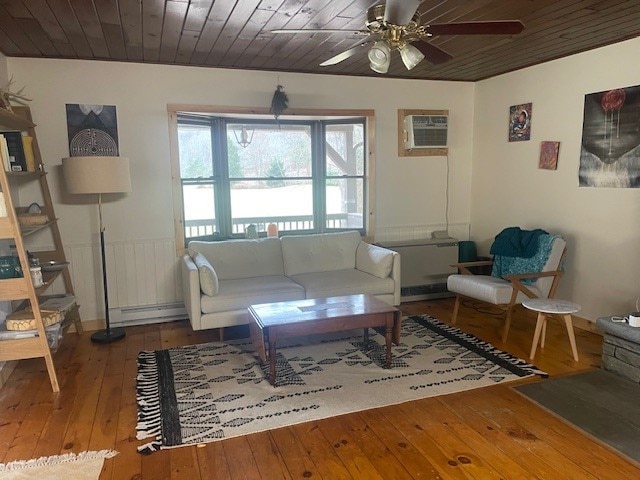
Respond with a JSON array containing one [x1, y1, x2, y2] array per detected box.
[[109, 302, 187, 327], [376, 238, 459, 302]]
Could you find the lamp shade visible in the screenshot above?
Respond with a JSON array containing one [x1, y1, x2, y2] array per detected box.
[[63, 156, 131, 194], [368, 41, 391, 74], [399, 43, 425, 70]]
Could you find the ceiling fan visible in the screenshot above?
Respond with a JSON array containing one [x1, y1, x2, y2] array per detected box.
[[271, 0, 524, 74]]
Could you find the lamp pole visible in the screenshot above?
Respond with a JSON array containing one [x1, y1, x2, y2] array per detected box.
[[91, 193, 125, 343]]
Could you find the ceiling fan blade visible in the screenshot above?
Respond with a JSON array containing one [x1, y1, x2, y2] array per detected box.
[[271, 29, 367, 34], [384, 0, 422, 25], [428, 20, 524, 36], [414, 40, 453, 65], [319, 43, 370, 66]]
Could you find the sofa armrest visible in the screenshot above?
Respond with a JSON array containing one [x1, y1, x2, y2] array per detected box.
[[390, 251, 401, 306], [180, 253, 202, 330], [356, 242, 401, 306]]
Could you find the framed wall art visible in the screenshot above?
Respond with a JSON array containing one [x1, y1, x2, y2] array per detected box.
[[539, 141, 560, 170], [580, 85, 640, 188], [508, 102, 532, 142], [66, 104, 119, 157]]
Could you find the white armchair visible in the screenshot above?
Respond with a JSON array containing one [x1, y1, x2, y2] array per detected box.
[[447, 235, 566, 342]]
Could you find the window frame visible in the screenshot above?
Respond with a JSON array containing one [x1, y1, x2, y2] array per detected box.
[[168, 105, 376, 254]]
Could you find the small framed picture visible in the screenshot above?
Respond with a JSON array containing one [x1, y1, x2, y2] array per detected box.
[[508, 103, 532, 142], [539, 141, 560, 170]]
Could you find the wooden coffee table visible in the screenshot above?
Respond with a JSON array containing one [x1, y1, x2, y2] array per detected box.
[[248, 294, 401, 386]]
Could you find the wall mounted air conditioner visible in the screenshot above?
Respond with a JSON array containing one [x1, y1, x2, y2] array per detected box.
[[404, 114, 448, 149]]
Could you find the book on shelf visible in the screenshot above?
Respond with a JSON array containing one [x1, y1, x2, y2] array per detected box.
[[0, 192, 6, 217], [0, 135, 10, 171], [0, 131, 28, 172], [22, 135, 36, 172]]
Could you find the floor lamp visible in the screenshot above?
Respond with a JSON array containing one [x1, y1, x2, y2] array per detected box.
[[63, 156, 132, 344]]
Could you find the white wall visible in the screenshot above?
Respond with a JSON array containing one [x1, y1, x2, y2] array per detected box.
[[472, 37, 640, 321], [7, 58, 474, 322]]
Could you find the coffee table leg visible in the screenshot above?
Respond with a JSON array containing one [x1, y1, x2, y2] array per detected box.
[[385, 325, 392, 368], [269, 340, 277, 386], [363, 327, 369, 346]]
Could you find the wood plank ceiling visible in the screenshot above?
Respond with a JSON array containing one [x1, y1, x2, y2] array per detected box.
[[0, 0, 639, 82]]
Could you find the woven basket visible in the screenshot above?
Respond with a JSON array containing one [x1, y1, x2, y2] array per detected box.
[[5, 308, 62, 331], [17, 213, 49, 226]]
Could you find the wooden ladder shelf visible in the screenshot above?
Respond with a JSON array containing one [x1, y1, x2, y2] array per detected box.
[[0, 106, 82, 393]]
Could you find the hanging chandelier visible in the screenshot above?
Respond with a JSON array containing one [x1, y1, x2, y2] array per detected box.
[[233, 125, 255, 148]]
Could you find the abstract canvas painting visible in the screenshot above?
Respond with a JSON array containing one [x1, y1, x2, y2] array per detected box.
[[580, 85, 640, 188], [508, 103, 532, 142], [539, 141, 560, 170], [66, 104, 119, 157]]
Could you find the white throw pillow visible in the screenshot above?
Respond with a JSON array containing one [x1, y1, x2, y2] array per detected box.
[[191, 251, 219, 296], [356, 242, 394, 279]]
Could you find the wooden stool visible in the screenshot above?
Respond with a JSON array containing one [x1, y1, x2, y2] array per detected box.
[[522, 298, 580, 361]]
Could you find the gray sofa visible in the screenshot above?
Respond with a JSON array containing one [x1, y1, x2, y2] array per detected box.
[[181, 231, 401, 331]]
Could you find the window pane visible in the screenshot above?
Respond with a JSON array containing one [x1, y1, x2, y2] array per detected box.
[[183, 184, 216, 237], [226, 124, 312, 178], [178, 125, 213, 178], [327, 178, 364, 229], [326, 123, 364, 176], [230, 180, 313, 233]]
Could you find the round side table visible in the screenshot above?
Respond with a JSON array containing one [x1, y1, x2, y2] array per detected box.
[[522, 298, 580, 361]]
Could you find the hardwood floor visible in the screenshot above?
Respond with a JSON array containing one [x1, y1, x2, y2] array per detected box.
[[1, 298, 638, 479]]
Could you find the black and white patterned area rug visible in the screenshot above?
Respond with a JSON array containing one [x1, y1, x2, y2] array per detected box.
[[136, 314, 546, 453]]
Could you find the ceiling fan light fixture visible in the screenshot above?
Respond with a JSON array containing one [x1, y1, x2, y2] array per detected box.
[[399, 43, 425, 70], [368, 40, 391, 73]]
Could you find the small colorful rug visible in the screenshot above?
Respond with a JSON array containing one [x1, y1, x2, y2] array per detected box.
[[0, 450, 118, 480], [136, 314, 546, 453]]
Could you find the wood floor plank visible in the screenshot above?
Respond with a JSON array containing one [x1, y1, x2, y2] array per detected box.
[[446, 386, 603, 480], [196, 442, 232, 479], [28, 360, 81, 458], [379, 400, 486, 480], [221, 436, 262, 479], [59, 340, 110, 454], [245, 430, 292, 480], [435, 386, 560, 478], [270, 426, 324, 479], [315, 415, 386, 480], [170, 446, 201, 479], [2, 376, 54, 462], [291, 421, 353, 479], [337, 411, 415, 479], [356, 408, 444, 479], [417, 396, 534, 479], [390, 399, 499, 479], [495, 386, 640, 479], [0, 301, 636, 480], [0, 359, 53, 460], [141, 449, 171, 479], [109, 331, 145, 480]]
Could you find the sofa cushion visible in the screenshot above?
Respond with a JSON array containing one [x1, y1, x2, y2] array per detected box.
[[356, 242, 394, 279], [290, 269, 394, 299], [281, 231, 361, 277], [447, 274, 542, 305], [191, 251, 219, 296], [189, 237, 284, 280], [200, 275, 305, 314]]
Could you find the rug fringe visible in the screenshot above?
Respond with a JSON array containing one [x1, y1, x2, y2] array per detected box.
[[0, 450, 118, 472], [136, 350, 163, 445]]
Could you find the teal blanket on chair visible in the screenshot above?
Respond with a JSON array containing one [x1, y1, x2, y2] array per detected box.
[[491, 234, 559, 284]]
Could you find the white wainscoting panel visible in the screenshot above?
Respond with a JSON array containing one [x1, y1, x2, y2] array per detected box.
[[32, 238, 181, 322]]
